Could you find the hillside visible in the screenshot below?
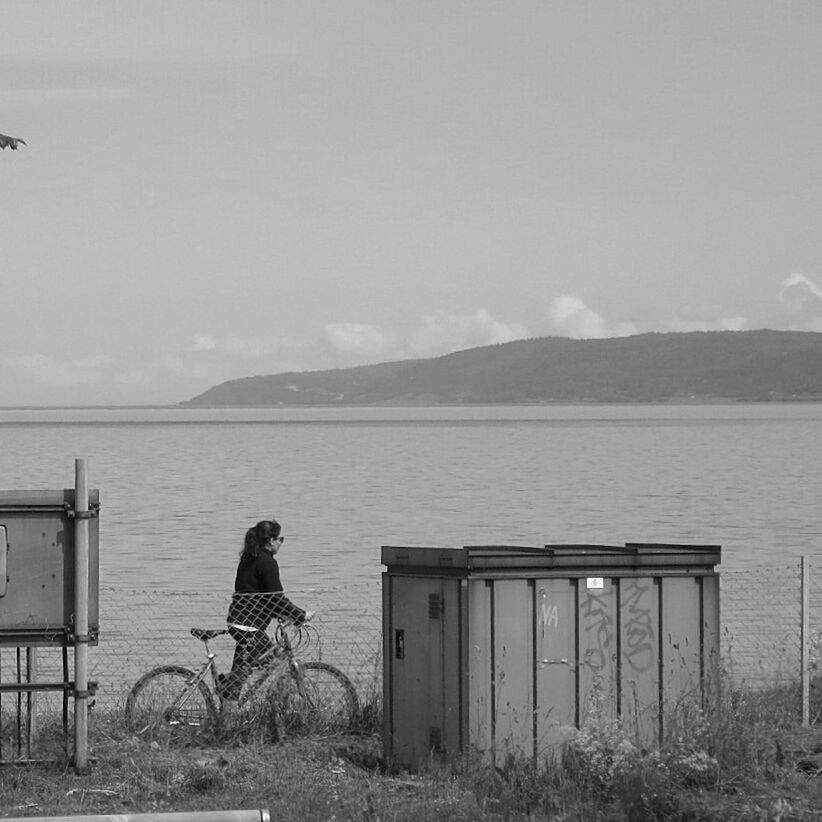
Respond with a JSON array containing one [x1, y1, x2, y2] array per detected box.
[[182, 330, 822, 406]]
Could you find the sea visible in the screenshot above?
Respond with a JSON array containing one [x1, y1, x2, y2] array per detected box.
[[1, 403, 820, 701], [0, 402, 819, 594]]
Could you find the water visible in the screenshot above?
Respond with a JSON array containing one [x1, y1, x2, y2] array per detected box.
[[0, 403, 820, 596]]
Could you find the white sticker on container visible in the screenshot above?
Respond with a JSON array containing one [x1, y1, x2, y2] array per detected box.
[[586, 577, 604, 590]]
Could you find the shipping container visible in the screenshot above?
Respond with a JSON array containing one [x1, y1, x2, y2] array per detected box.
[[382, 543, 720, 769]]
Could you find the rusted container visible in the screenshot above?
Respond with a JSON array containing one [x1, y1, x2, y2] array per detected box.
[[382, 543, 720, 768]]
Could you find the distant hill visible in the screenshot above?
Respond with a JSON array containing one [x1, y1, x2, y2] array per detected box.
[[182, 330, 822, 406]]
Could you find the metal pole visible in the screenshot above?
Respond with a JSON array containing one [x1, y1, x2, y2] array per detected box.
[[801, 555, 810, 727], [2, 811, 270, 822], [26, 647, 36, 757], [74, 458, 90, 770]]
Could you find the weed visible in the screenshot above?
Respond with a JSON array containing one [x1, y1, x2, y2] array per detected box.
[[5, 669, 822, 820]]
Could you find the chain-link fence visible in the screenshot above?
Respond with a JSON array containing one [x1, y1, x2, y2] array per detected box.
[[1, 581, 382, 760], [721, 559, 822, 699], [93, 582, 384, 711], [93, 560, 822, 707], [4, 561, 822, 760]]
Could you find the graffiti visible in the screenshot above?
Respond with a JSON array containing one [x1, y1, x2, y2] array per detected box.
[[622, 578, 656, 673], [539, 600, 559, 630], [581, 584, 615, 671], [537, 589, 566, 669]]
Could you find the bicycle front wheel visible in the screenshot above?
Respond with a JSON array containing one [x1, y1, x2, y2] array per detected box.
[[125, 665, 217, 739], [277, 661, 359, 736]]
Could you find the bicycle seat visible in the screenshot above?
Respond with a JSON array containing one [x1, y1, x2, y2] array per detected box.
[[190, 628, 228, 641]]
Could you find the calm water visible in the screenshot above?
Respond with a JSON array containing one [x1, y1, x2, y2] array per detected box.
[[0, 404, 820, 595]]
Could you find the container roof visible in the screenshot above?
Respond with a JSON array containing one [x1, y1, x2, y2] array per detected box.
[[381, 543, 721, 572]]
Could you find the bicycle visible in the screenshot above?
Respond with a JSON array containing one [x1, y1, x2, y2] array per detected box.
[[125, 619, 359, 740]]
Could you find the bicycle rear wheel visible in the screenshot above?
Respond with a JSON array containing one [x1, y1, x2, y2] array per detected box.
[[276, 661, 359, 736], [125, 665, 217, 740]]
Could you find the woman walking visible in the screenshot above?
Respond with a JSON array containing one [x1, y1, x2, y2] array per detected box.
[[218, 519, 312, 701]]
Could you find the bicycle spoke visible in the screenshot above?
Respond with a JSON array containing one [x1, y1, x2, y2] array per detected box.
[[125, 666, 216, 741], [278, 662, 358, 736]]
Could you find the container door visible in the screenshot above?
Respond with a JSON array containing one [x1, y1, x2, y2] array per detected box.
[[701, 574, 721, 707], [578, 576, 618, 721], [493, 579, 535, 764], [384, 575, 459, 767], [661, 576, 702, 736], [620, 576, 660, 745], [467, 579, 493, 755], [534, 578, 576, 757]]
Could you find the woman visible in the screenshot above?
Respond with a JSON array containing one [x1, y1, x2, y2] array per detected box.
[[218, 519, 312, 701]]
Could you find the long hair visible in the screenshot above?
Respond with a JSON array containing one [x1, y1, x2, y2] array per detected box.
[[239, 519, 281, 565]]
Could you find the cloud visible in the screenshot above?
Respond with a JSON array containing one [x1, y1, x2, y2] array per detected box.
[[188, 334, 302, 357], [113, 369, 154, 387], [325, 323, 393, 357], [409, 309, 527, 357], [776, 273, 822, 331], [665, 313, 750, 333], [189, 335, 218, 352], [547, 295, 637, 339], [223, 336, 301, 358], [7, 354, 114, 387], [324, 310, 526, 361], [114, 356, 212, 388], [157, 355, 212, 381]]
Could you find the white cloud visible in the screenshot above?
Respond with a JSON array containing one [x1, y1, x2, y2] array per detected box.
[[157, 355, 212, 381], [665, 315, 750, 333], [189, 335, 218, 352], [547, 295, 637, 339], [114, 356, 213, 387], [776, 273, 822, 331], [409, 309, 527, 357], [7, 354, 114, 387], [189, 334, 302, 358], [223, 336, 301, 358], [325, 323, 393, 357], [113, 369, 153, 387], [323, 310, 526, 361]]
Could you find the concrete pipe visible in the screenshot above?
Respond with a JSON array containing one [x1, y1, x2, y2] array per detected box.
[[2, 811, 270, 822]]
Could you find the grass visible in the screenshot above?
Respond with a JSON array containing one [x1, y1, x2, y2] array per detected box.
[[4, 681, 822, 820]]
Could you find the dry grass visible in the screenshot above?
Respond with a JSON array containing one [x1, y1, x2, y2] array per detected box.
[[4, 680, 822, 820]]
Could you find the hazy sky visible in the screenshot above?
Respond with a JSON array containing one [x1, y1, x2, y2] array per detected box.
[[2, 1, 821, 405]]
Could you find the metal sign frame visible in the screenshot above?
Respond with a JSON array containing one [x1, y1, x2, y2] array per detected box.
[[0, 460, 98, 769]]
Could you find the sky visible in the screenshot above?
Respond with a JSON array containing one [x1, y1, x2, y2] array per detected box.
[[2, 1, 822, 406]]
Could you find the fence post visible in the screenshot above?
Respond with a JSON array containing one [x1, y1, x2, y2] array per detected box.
[[801, 555, 810, 727], [27, 647, 37, 753], [74, 459, 90, 771]]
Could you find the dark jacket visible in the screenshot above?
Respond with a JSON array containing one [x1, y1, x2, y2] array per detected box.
[[226, 550, 306, 629]]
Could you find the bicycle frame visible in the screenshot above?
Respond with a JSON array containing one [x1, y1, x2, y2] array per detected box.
[[195, 623, 300, 708], [164, 649, 216, 722], [126, 619, 359, 739]]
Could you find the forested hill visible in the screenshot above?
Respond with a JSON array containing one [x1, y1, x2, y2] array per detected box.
[[182, 330, 822, 406]]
